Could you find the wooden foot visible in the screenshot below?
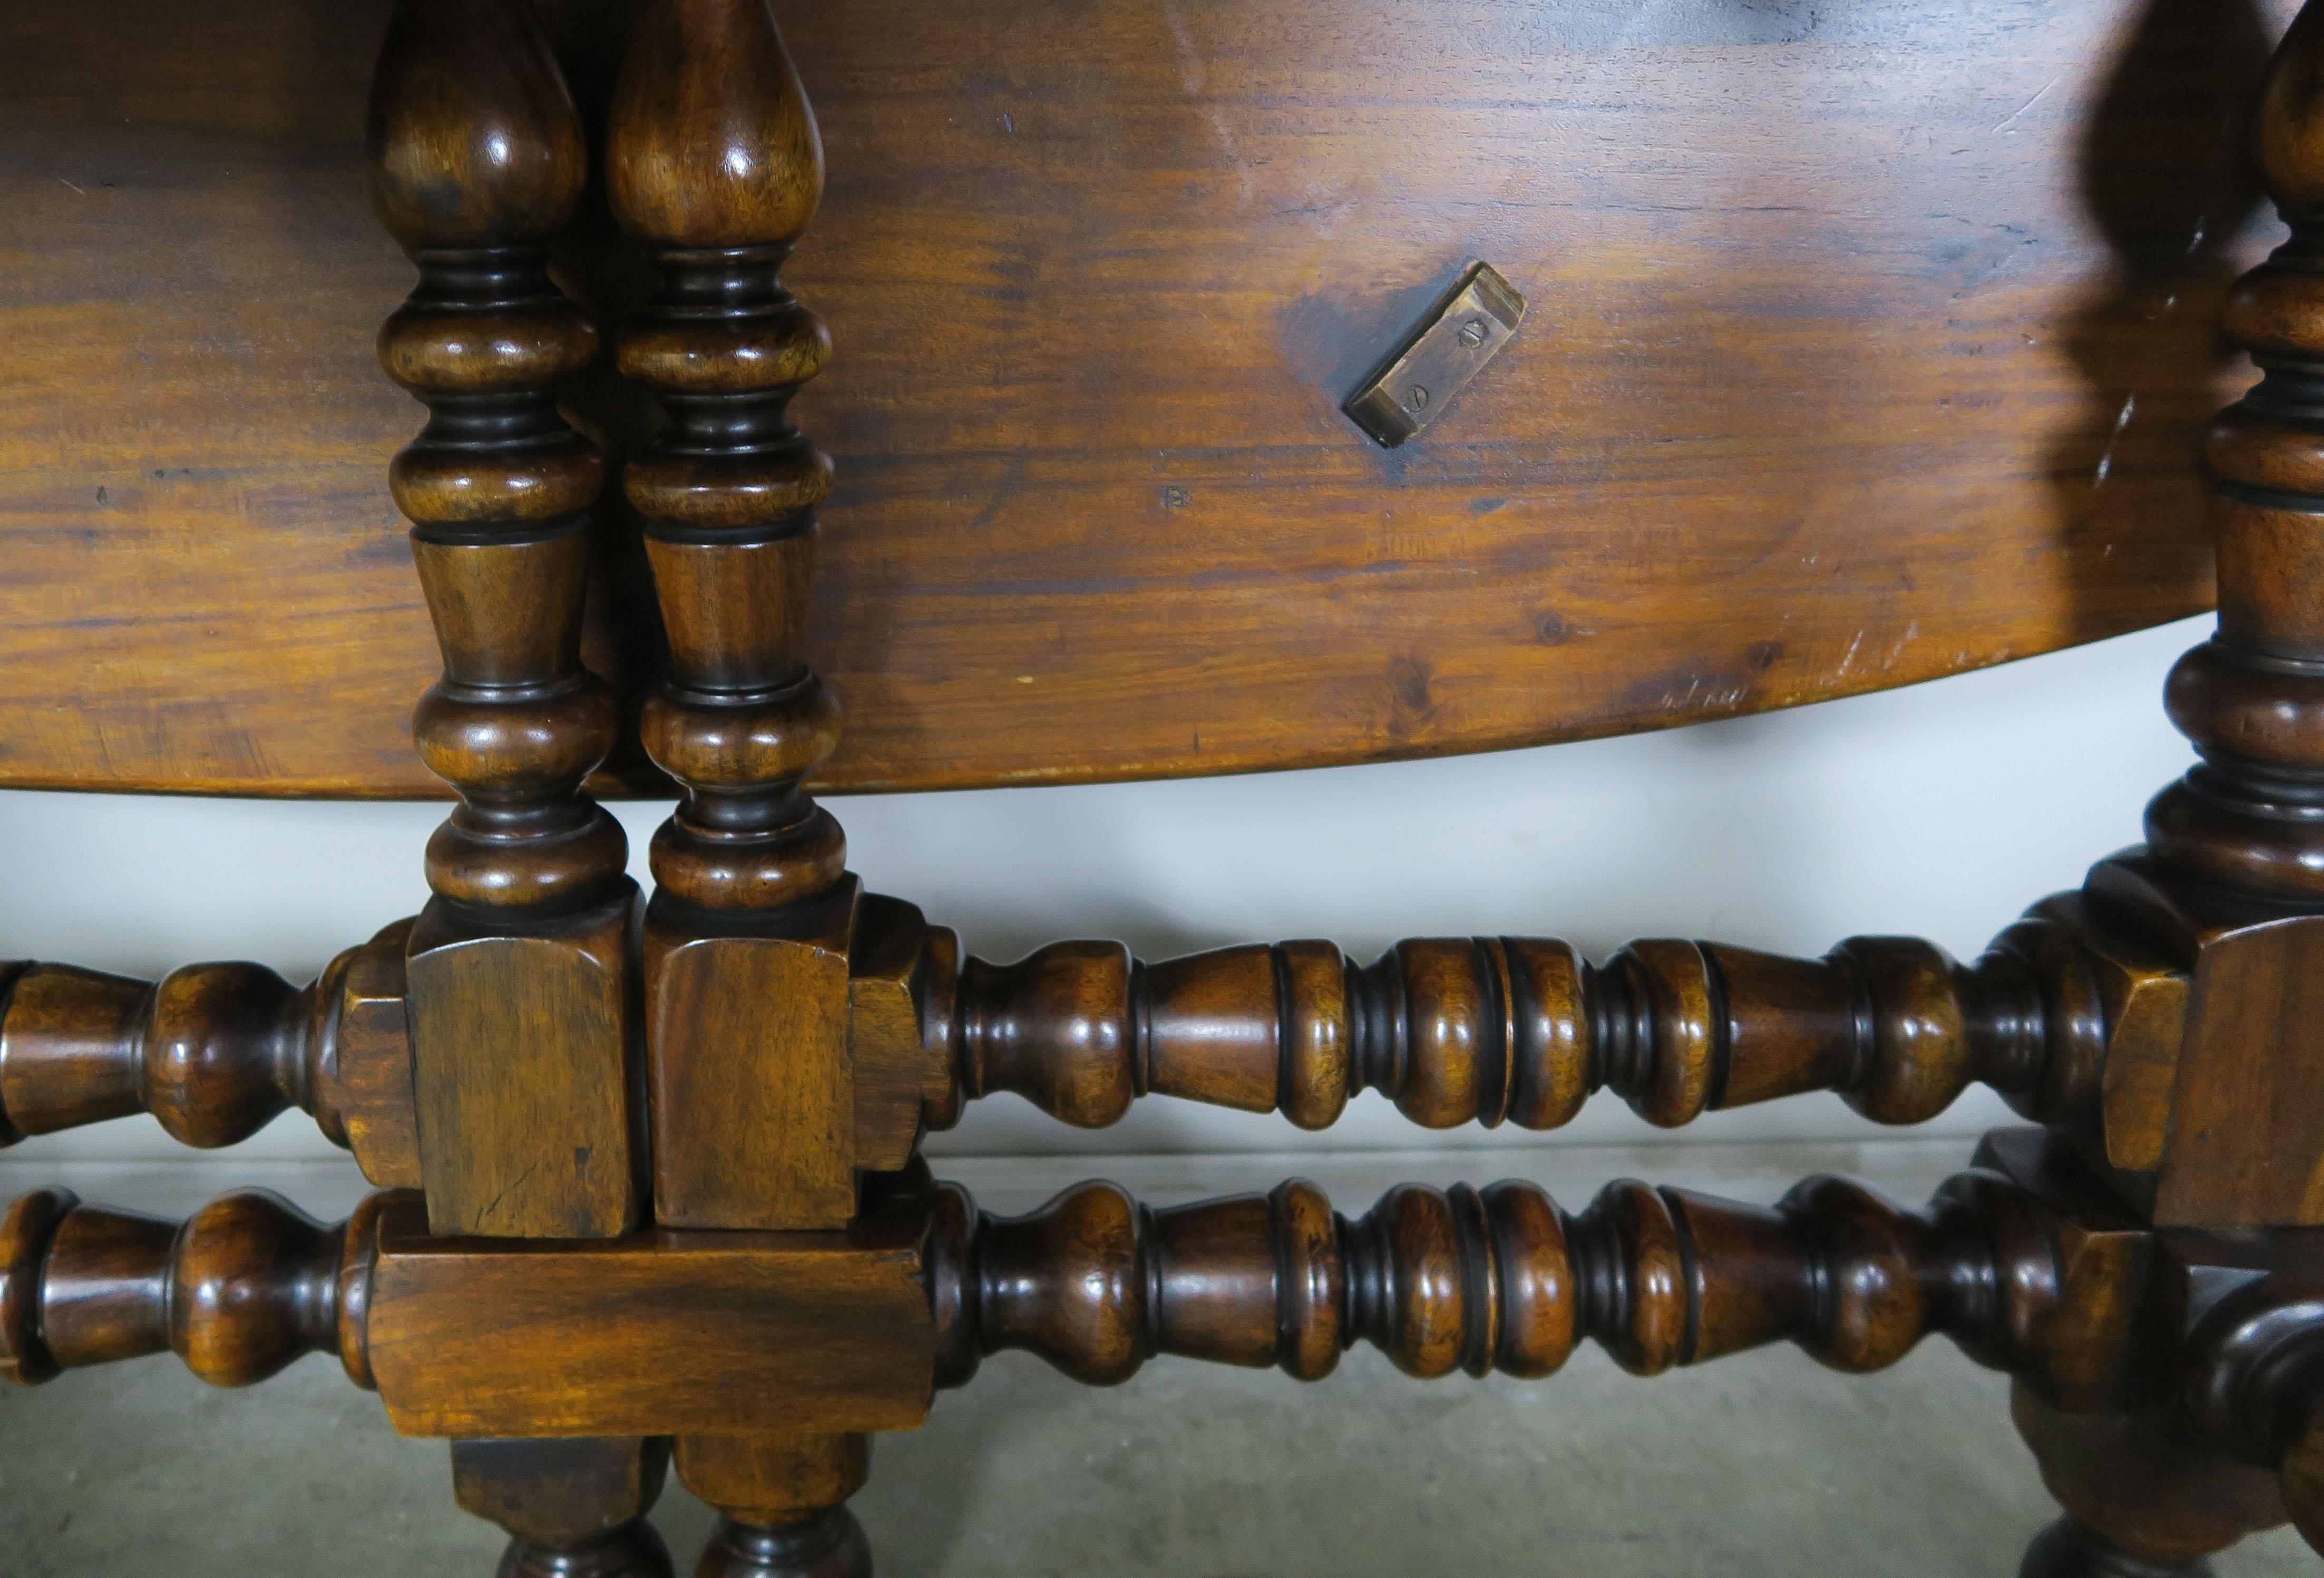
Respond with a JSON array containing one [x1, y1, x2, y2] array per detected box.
[[2011, 1385, 2283, 1576], [696, 1508, 870, 1578], [497, 1524, 674, 1578], [678, 1434, 872, 1578], [2020, 1518, 2214, 1578], [453, 1437, 674, 1578]]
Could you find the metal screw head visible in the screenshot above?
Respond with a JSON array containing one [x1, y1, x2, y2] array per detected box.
[[1405, 385, 1430, 410], [1458, 318, 1488, 348]]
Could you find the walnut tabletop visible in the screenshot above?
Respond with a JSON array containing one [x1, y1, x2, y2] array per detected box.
[[0, 0, 2275, 798]]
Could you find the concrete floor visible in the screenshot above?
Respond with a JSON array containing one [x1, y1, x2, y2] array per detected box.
[[1, 1141, 2314, 1578]]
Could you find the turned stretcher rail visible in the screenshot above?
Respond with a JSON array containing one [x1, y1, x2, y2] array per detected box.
[[0, 928, 421, 1185], [0, 1165, 2056, 1400], [926, 1166, 2063, 1386], [0, 962, 322, 1148], [0, 1186, 382, 1388], [0, 949, 394, 1151], [922, 905, 2115, 1133], [0, 900, 2142, 1164]]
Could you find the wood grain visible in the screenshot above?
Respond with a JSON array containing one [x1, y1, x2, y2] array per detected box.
[[846, 893, 943, 1172], [452, 1436, 675, 1578], [920, 912, 2131, 1135], [2160, 910, 2324, 1223], [645, 882, 859, 1231], [365, 1189, 933, 1438], [677, 1434, 874, 1578], [2123, 0, 2324, 1228], [0, 1185, 386, 1390], [613, 0, 864, 1233], [329, 918, 424, 1189], [0, 0, 2279, 796], [0, 929, 422, 1179], [405, 901, 645, 1239], [923, 1140, 2123, 1393]]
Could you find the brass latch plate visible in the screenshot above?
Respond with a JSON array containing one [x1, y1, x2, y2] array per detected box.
[[1343, 262, 1527, 448]]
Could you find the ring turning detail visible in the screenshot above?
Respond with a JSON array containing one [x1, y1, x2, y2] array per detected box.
[[11, 0, 2324, 1575]]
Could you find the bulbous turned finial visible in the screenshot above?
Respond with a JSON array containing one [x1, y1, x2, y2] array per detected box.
[[606, 0, 824, 252], [367, 0, 589, 252], [2260, 5, 2324, 223], [607, 0, 844, 919], [369, 0, 630, 918]]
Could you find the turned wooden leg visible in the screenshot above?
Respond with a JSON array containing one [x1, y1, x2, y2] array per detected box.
[[2012, 1386, 2284, 1578], [453, 1437, 675, 1578], [677, 1434, 872, 1578]]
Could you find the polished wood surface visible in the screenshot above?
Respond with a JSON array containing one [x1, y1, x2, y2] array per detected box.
[[2184, 1276, 2324, 1562], [1, 1130, 2317, 1569], [1977, 14, 2324, 1559], [372, 0, 626, 913], [0, 927, 422, 1184], [925, 1145, 2085, 1389], [404, 902, 643, 1237], [19, 3, 2324, 1575], [452, 1436, 675, 1578], [0, 893, 2189, 1201], [370, 0, 649, 1241], [843, 893, 943, 1175], [364, 1187, 934, 1438], [2152, 0, 2324, 903], [0, 1185, 384, 1389], [2016, 1386, 2288, 1578], [613, 0, 863, 1232], [0, 1137, 2158, 1407], [909, 897, 2185, 1151], [1, 959, 340, 1148], [0, 0, 2277, 797], [2107, 0, 2324, 1230], [677, 1434, 874, 1578]]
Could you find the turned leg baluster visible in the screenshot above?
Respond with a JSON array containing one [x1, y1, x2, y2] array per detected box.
[[2097, 0, 2324, 1239], [1994, 2, 2324, 1569], [2146, 0, 2324, 913], [370, 0, 645, 1241], [606, 0, 866, 1238]]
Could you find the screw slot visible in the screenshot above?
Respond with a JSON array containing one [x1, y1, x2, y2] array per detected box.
[[1341, 261, 1526, 446]]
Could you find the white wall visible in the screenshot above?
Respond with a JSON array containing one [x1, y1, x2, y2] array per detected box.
[[0, 615, 2206, 1166]]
